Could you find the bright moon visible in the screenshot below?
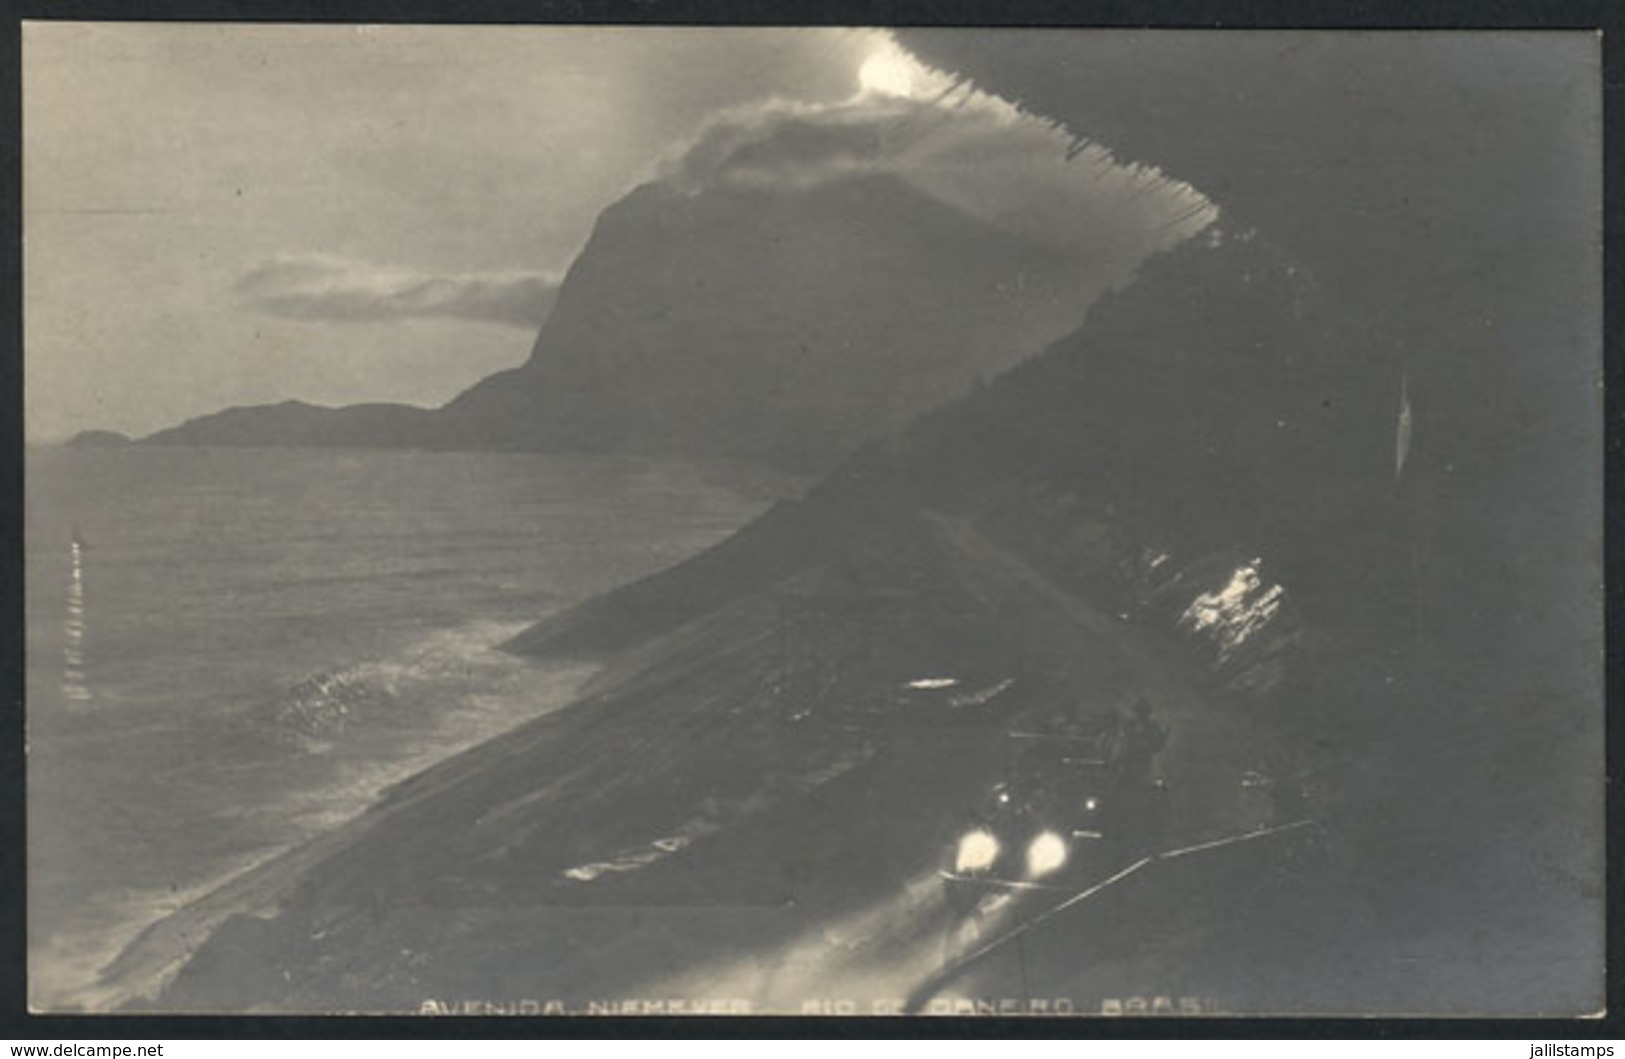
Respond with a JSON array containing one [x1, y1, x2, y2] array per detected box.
[[859, 51, 916, 97]]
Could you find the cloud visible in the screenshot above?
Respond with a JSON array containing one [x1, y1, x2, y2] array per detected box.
[[659, 91, 998, 192], [654, 72, 1216, 258], [234, 255, 561, 329]]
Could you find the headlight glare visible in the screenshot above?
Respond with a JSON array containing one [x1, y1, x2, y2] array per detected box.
[[1027, 831, 1069, 878], [955, 829, 1000, 873]]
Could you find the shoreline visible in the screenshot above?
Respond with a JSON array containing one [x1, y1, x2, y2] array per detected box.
[[55, 654, 604, 1014]]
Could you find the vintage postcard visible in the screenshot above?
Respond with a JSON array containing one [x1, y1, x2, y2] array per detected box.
[[21, 24, 1604, 1016]]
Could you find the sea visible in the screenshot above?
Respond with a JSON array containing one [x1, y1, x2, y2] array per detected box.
[[23, 445, 771, 1011]]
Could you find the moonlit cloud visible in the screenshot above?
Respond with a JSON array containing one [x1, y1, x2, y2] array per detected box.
[[657, 85, 1216, 257], [235, 255, 561, 330]]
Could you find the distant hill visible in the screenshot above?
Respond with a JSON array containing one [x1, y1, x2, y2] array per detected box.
[[145, 173, 1107, 473], [143, 401, 435, 449], [64, 429, 132, 448]]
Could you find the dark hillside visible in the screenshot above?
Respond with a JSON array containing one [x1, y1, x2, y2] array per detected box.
[[512, 226, 1382, 678]]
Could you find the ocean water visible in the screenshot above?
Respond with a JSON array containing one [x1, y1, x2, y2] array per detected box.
[[24, 445, 768, 1011]]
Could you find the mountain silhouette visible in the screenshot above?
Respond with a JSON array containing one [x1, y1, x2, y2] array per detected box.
[[143, 173, 1105, 473]]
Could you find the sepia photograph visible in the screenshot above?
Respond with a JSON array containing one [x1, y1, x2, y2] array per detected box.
[[20, 23, 1604, 1017]]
